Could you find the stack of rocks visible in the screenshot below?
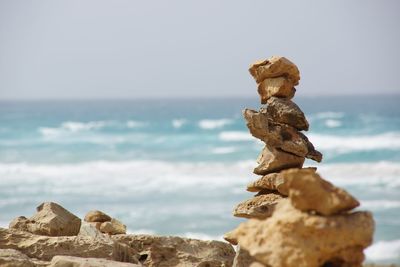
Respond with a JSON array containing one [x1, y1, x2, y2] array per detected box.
[[225, 56, 375, 267]]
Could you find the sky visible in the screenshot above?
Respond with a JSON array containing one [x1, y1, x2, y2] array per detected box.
[[0, 0, 399, 100]]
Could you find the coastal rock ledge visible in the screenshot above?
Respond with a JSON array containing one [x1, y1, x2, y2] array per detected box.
[[0, 202, 235, 267]]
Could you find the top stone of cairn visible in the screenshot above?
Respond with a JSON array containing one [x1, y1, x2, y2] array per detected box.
[[249, 56, 300, 104]]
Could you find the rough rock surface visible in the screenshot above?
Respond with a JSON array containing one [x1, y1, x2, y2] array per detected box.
[[265, 97, 309, 131], [230, 199, 374, 267], [49, 255, 142, 267], [249, 56, 300, 85], [232, 246, 265, 267], [0, 227, 139, 263], [254, 145, 305, 175], [84, 210, 112, 223], [9, 202, 81, 236], [247, 167, 317, 195], [283, 168, 360, 215], [100, 218, 127, 235], [0, 248, 47, 267], [243, 109, 322, 162], [113, 234, 235, 267], [233, 193, 284, 219], [257, 77, 295, 104]]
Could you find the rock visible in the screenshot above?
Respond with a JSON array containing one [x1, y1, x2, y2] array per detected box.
[[0, 249, 43, 267], [84, 210, 112, 223], [233, 193, 284, 219], [223, 230, 238, 245], [264, 97, 309, 131], [232, 246, 265, 267], [254, 145, 305, 175], [100, 218, 127, 235], [247, 167, 317, 195], [49, 255, 141, 267], [9, 202, 81, 236], [113, 234, 235, 267], [243, 109, 322, 162], [230, 199, 374, 267], [249, 56, 300, 85], [257, 77, 295, 104], [78, 222, 110, 242], [283, 168, 360, 215], [0, 227, 139, 263]]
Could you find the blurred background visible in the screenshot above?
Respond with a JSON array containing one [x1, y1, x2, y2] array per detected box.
[[0, 0, 399, 264]]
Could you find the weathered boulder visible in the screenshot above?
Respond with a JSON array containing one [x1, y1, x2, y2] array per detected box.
[[254, 145, 304, 175], [113, 234, 235, 267], [49, 255, 142, 267], [230, 199, 374, 267], [265, 97, 309, 131], [100, 218, 127, 235], [233, 193, 284, 219], [223, 230, 238, 246], [9, 202, 81, 236], [257, 77, 295, 104], [249, 56, 300, 85], [0, 227, 139, 263], [247, 167, 317, 195], [84, 210, 112, 223], [283, 168, 360, 215], [232, 246, 265, 267], [243, 109, 322, 162], [0, 248, 46, 267]]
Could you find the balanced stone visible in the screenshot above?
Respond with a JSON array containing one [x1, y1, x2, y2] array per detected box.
[[249, 56, 300, 85], [254, 145, 304, 175], [84, 210, 112, 223], [257, 77, 296, 104], [283, 168, 360, 215], [233, 193, 284, 219], [264, 97, 309, 131], [229, 199, 374, 267]]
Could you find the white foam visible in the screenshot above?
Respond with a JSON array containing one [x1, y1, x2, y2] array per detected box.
[[360, 200, 400, 210], [198, 119, 232, 130], [211, 146, 237, 154], [39, 121, 107, 137], [183, 232, 223, 241], [365, 239, 400, 261], [172, 119, 186, 129], [126, 120, 146, 128], [309, 132, 400, 153], [324, 119, 342, 128], [219, 131, 253, 141], [312, 111, 345, 119]]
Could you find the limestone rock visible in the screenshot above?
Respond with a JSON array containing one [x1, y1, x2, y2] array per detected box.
[[283, 168, 360, 215], [223, 230, 238, 245], [257, 77, 295, 104], [49, 255, 141, 267], [243, 108, 322, 162], [230, 199, 374, 267], [9, 202, 81, 236], [84, 210, 112, 223], [0, 227, 139, 263], [254, 145, 305, 175], [233, 193, 284, 219], [265, 97, 309, 131], [100, 218, 127, 235], [247, 167, 317, 195], [0, 249, 42, 267], [232, 246, 265, 267], [113, 234, 235, 267], [249, 56, 300, 85]]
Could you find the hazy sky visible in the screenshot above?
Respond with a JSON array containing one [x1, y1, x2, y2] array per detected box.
[[0, 0, 399, 99]]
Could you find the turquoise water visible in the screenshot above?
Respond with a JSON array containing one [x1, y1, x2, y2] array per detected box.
[[0, 96, 399, 263]]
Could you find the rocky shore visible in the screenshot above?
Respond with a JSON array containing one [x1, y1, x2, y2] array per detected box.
[[0, 56, 392, 267]]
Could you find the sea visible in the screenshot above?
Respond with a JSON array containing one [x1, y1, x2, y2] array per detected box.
[[0, 95, 399, 264]]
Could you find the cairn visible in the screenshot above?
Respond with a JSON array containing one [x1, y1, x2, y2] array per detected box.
[[225, 56, 375, 267]]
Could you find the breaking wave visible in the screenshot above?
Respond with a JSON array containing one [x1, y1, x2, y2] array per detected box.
[[198, 119, 232, 130]]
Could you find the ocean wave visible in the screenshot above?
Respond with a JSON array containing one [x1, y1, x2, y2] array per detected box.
[[324, 119, 342, 128], [311, 111, 345, 119], [198, 119, 232, 130], [211, 146, 237, 154], [172, 119, 187, 129], [360, 200, 400, 210], [219, 131, 253, 141], [126, 120, 147, 128], [309, 132, 400, 152], [38, 121, 107, 137], [365, 239, 400, 261]]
